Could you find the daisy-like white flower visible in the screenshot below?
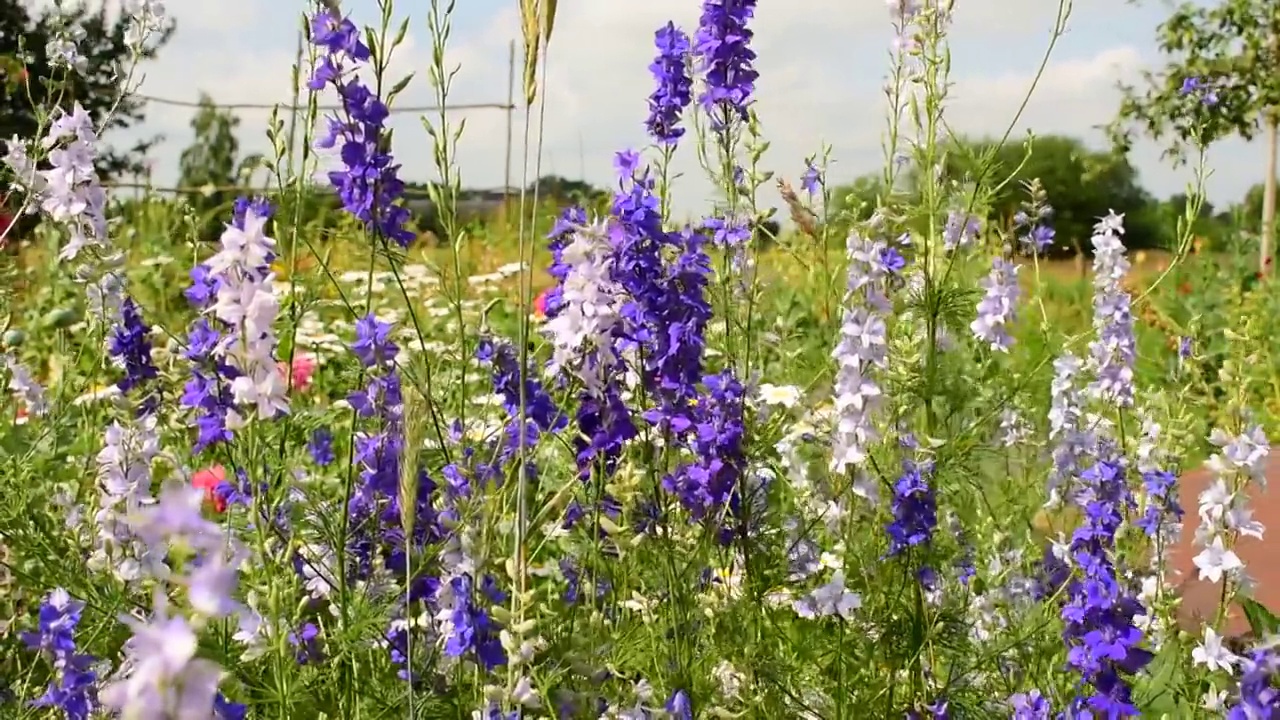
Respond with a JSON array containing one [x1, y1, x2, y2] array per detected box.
[[757, 383, 802, 408]]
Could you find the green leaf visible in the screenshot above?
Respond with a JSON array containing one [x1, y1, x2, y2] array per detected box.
[[1134, 636, 1192, 716], [1240, 597, 1280, 637]]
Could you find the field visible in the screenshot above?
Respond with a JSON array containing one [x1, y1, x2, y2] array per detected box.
[[3, 1, 1280, 719]]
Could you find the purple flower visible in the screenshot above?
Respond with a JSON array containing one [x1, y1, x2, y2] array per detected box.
[[1228, 646, 1280, 717], [309, 10, 369, 61], [184, 265, 220, 309], [1014, 206, 1055, 254], [1028, 224, 1055, 251], [1008, 690, 1051, 719], [666, 689, 693, 719], [351, 314, 399, 368], [885, 462, 937, 557], [703, 213, 750, 248], [181, 196, 284, 449], [108, 296, 158, 394], [1180, 76, 1219, 106], [801, 158, 822, 195], [287, 622, 324, 665], [970, 257, 1020, 352], [308, 8, 414, 246], [477, 335, 565, 434], [21, 589, 83, 660], [943, 210, 980, 251], [1135, 469, 1182, 538], [215, 693, 248, 720], [22, 589, 98, 720], [438, 574, 506, 670], [1178, 336, 1193, 360], [1058, 456, 1151, 716], [646, 22, 694, 144], [693, 0, 758, 125], [660, 370, 746, 540], [308, 427, 335, 465]]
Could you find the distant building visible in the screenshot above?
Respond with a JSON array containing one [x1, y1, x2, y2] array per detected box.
[[402, 187, 519, 240]]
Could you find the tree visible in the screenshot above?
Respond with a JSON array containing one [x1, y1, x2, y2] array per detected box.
[[947, 136, 1155, 253], [528, 175, 608, 206], [1109, 0, 1280, 276], [0, 1, 173, 180], [827, 136, 1169, 255], [830, 174, 885, 224], [178, 94, 260, 240], [936, 135, 1166, 255]]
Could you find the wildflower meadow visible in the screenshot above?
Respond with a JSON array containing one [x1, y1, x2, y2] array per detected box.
[[3, 0, 1280, 718]]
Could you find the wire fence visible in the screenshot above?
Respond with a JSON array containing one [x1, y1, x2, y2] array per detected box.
[[130, 39, 520, 197], [101, 181, 519, 200], [135, 93, 513, 114]]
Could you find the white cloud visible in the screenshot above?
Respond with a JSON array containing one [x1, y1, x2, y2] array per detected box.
[[949, 46, 1145, 141]]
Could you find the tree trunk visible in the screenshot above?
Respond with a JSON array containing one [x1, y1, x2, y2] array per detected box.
[[1263, 112, 1278, 277]]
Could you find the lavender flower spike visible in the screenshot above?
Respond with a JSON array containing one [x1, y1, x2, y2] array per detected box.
[[646, 22, 694, 144], [970, 257, 1020, 352], [1085, 211, 1135, 408]]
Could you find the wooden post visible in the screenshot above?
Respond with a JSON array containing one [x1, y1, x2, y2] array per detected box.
[[502, 39, 516, 229]]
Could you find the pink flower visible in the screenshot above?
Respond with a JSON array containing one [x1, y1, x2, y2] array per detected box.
[[277, 354, 317, 393], [192, 465, 227, 513]]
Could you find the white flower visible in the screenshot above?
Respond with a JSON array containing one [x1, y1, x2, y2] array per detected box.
[[511, 676, 540, 708], [229, 365, 289, 420], [793, 570, 862, 619], [1201, 686, 1228, 711], [206, 210, 274, 275], [1193, 535, 1243, 584], [1225, 502, 1266, 540], [1197, 478, 1233, 526], [758, 383, 802, 408], [1192, 628, 1238, 674], [46, 31, 88, 74], [541, 220, 624, 393], [712, 660, 746, 699], [186, 549, 244, 619], [101, 594, 224, 718], [3, 354, 48, 416]]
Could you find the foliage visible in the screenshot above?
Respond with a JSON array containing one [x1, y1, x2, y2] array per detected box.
[[0, 0, 172, 179], [1109, 0, 1280, 273], [1110, 0, 1280, 160], [176, 93, 263, 241], [834, 135, 1179, 255]]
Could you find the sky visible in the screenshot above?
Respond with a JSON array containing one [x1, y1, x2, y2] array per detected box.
[[45, 0, 1261, 220]]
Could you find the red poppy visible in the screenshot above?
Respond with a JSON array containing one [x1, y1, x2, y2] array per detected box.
[[533, 288, 549, 320], [192, 465, 228, 513]]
